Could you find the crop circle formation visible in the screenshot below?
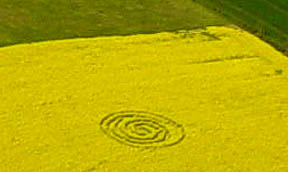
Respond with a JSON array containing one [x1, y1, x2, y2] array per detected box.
[[100, 111, 185, 148]]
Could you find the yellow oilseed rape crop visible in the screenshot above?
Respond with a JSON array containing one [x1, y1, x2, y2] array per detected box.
[[0, 26, 288, 171]]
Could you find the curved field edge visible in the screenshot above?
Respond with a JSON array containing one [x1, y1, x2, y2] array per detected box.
[[1, 26, 288, 68], [0, 0, 228, 47], [193, 0, 288, 56]]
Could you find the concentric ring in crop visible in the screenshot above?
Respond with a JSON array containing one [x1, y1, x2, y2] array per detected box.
[[100, 111, 185, 148]]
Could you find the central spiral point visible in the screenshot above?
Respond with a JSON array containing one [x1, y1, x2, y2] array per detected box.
[[100, 111, 185, 148]]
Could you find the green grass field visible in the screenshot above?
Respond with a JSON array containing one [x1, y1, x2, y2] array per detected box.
[[1, 0, 287, 55], [193, 0, 288, 55], [0, 0, 228, 47]]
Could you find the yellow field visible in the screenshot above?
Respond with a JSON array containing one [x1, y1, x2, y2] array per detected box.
[[0, 26, 288, 171]]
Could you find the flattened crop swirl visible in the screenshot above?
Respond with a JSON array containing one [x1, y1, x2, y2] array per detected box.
[[100, 111, 185, 148]]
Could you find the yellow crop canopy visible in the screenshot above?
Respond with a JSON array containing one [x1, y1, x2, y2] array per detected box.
[[0, 26, 288, 171]]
